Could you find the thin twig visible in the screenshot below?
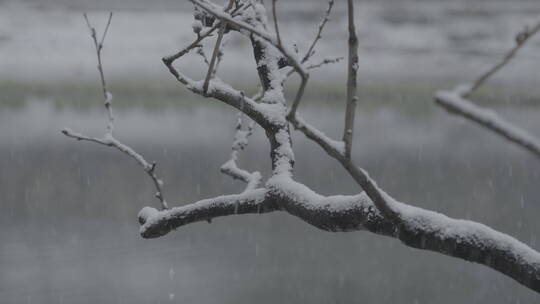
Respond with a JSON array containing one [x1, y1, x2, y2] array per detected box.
[[272, 0, 282, 47], [196, 46, 211, 66], [162, 2, 246, 83], [284, 56, 343, 80], [202, 0, 234, 95], [163, 24, 220, 66], [212, 38, 228, 78], [465, 19, 540, 97], [202, 24, 227, 94], [287, 75, 309, 120], [84, 12, 114, 135], [99, 12, 113, 47], [301, 0, 334, 64], [306, 56, 343, 70], [62, 129, 169, 208], [65, 13, 169, 210]]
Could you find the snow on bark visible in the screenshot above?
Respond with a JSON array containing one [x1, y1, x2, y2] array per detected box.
[[139, 189, 270, 238], [436, 88, 540, 159], [434, 17, 540, 160]]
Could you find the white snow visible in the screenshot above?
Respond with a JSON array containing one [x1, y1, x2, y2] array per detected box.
[[436, 88, 540, 157]]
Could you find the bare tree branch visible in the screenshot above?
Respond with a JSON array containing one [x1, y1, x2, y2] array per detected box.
[[306, 56, 343, 70], [284, 56, 343, 80], [163, 24, 221, 68], [84, 12, 114, 135], [301, 0, 335, 64], [195, 46, 211, 66], [343, 0, 358, 158], [64, 14, 169, 210], [271, 0, 282, 47], [466, 19, 540, 97], [202, 0, 234, 95], [202, 25, 227, 94], [61, 129, 168, 207]]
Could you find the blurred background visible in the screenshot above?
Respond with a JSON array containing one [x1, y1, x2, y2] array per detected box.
[[1, 0, 540, 303]]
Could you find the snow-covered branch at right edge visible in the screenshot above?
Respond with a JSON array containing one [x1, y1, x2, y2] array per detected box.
[[435, 87, 540, 158], [435, 17, 540, 159]]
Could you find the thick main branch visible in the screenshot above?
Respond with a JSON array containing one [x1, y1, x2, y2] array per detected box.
[[138, 178, 540, 293]]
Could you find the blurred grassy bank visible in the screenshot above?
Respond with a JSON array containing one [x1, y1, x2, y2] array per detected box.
[[1, 78, 539, 114]]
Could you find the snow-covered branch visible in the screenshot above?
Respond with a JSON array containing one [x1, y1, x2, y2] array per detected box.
[[220, 114, 262, 192], [435, 17, 540, 160], [435, 89, 540, 159], [139, 173, 540, 292], [305, 56, 343, 70], [290, 115, 345, 158], [139, 189, 272, 238]]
